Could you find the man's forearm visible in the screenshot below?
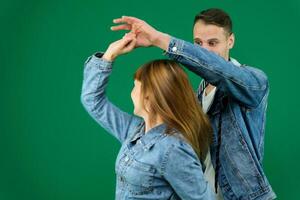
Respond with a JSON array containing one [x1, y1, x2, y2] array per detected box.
[[152, 32, 171, 51], [164, 37, 269, 108]]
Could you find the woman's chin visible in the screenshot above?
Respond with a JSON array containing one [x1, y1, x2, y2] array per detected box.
[[133, 110, 142, 117], [133, 109, 138, 116]]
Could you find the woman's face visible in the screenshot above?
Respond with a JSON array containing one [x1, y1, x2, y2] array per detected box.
[[131, 80, 146, 117]]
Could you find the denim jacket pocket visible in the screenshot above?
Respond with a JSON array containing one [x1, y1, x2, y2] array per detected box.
[[125, 158, 156, 195]]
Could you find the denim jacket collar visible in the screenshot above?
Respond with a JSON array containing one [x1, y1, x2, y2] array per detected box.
[[129, 122, 168, 151]]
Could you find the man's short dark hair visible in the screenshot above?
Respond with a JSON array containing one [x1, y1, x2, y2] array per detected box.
[[194, 8, 233, 35]]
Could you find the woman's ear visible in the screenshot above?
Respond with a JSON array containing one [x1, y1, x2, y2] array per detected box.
[[144, 96, 151, 113]]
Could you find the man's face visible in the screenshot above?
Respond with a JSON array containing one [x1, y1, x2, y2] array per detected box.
[[193, 20, 234, 61]]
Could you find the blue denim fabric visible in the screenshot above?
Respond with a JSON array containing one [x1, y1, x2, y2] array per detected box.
[[165, 37, 276, 200], [80, 54, 215, 200]]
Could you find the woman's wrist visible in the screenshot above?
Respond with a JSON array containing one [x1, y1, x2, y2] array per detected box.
[[102, 52, 115, 62]]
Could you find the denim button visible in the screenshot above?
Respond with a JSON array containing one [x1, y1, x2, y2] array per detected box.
[[124, 156, 129, 162], [172, 46, 177, 52]]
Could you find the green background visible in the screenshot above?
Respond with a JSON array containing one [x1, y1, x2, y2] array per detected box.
[[1, 0, 299, 199]]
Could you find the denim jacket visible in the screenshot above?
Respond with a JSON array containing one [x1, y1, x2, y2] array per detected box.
[[80, 53, 215, 200], [165, 37, 276, 200]]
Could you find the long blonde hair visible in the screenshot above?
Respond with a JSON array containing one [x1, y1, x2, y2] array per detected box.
[[134, 59, 212, 160]]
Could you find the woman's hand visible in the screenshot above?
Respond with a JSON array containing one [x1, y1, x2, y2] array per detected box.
[[103, 32, 137, 61]]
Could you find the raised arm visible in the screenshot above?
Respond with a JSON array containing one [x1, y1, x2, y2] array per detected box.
[[163, 37, 269, 108], [111, 16, 269, 108], [81, 33, 142, 143]]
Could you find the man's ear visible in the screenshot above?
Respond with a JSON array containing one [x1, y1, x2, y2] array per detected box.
[[228, 33, 235, 49]]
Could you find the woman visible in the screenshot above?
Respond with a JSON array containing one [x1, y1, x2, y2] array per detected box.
[[81, 32, 214, 200]]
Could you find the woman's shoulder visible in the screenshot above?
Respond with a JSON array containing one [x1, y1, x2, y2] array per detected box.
[[159, 132, 198, 158], [156, 132, 202, 175]]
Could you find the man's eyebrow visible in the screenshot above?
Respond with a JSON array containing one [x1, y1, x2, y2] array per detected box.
[[207, 38, 220, 42], [193, 38, 220, 42]]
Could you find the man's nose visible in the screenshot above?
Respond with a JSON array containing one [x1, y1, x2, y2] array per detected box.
[[202, 43, 212, 51]]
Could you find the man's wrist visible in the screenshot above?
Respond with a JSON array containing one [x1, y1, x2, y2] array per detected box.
[[152, 32, 171, 51]]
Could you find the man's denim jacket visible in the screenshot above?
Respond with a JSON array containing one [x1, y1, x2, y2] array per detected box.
[[165, 37, 276, 200], [80, 54, 215, 200]]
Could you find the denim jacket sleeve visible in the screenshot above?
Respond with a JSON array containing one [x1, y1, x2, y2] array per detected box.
[[161, 143, 215, 200], [165, 37, 269, 109], [80, 54, 141, 143]]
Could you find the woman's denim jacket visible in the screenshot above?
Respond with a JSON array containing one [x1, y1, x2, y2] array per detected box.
[[80, 53, 215, 200]]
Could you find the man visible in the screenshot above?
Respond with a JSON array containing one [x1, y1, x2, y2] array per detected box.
[[111, 8, 276, 200]]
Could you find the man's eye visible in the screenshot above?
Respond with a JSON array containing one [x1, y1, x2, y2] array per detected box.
[[195, 41, 202, 46], [209, 41, 217, 46]]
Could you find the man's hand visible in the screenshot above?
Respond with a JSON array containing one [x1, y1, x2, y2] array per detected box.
[[111, 16, 171, 50], [103, 32, 136, 62]]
